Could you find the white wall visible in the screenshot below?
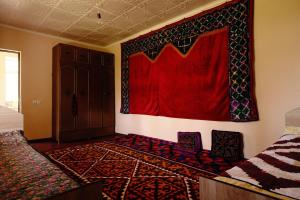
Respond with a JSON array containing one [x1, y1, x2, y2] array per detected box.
[[0, 25, 105, 139], [106, 0, 300, 158]]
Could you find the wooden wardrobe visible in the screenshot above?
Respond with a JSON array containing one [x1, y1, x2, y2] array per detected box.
[[52, 43, 115, 142]]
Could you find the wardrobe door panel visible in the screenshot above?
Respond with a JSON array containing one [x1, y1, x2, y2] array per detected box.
[[76, 65, 90, 129], [90, 51, 102, 66], [76, 48, 89, 64], [102, 68, 115, 127], [103, 53, 114, 68], [60, 45, 75, 64], [90, 67, 103, 128], [60, 66, 75, 131]]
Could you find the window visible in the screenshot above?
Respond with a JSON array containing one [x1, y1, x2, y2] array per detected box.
[[0, 50, 20, 112]]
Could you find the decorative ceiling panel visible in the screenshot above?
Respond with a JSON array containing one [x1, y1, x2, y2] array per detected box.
[[96, 25, 123, 35], [32, 0, 61, 7], [142, 0, 183, 15], [73, 18, 102, 30], [64, 26, 92, 37], [85, 32, 108, 40], [39, 18, 71, 32], [16, 1, 52, 17], [98, 0, 132, 16], [57, 0, 95, 16], [0, 0, 218, 47]]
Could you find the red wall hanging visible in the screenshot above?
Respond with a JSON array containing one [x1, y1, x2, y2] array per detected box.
[[121, 0, 258, 122]]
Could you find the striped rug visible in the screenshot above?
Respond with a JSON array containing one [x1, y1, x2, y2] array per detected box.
[[223, 134, 300, 199]]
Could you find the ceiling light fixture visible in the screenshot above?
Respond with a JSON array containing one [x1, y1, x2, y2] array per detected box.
[[97, 12, 101, 19]]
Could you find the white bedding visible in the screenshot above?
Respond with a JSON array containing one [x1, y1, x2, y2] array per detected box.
[[0, 105, 23, 132], [285, 107, 300, 134]]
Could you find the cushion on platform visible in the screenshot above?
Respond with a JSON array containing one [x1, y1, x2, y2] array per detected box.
[[211, 130, 244, 161], [177, 132, 203, 152]]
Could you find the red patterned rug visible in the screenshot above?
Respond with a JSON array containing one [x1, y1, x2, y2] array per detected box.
[[45, 141, 217, 199]]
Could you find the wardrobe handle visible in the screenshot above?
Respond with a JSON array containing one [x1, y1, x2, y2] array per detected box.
[[72, 94, 77, 116]]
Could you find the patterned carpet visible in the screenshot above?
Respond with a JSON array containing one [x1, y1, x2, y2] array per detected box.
[[45, 134, 239, 199], [112, 134, 240, 174]]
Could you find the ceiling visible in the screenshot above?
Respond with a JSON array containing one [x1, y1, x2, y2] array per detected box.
[[0, 0, 215, 47]]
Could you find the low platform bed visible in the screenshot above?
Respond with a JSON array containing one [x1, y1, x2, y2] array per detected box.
[[201, 133, 300, 200], [0, 106, 101, 200], [0, 130, 102, 200], [199, 176, 276, 200]]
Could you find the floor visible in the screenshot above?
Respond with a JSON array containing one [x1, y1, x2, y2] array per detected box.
[[30, 133, 123, 153]]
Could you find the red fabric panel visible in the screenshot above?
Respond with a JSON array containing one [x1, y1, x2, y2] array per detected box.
[[129, 28, 230, 120], [129, 53, 158, 115], [158, 28, 230, 120]]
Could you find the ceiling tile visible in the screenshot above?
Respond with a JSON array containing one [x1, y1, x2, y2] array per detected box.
[[80, 37, 99, 44], [143, 0, 183, 15], [16, 1, 52, 17], [114, 31, 132, 39], [56, 0, 96, 16], [3, 17, 39, 31], [126, 23, 146, 35], [74, 17, 103, 30], [98, 0, 132, 16], [111, 14, 136, 30], [143, 15, 167, 28], [123, 0, 146, 5], [96, 25, 123, 35], [60, 32, 83, 40], [64, 26, 92, 37], [0, 1, 48, 31], [85, 32, 108, 40], [37, 27, 63, 36], [38, 18, 71, 32], [43, 8, 80, 26], [94, 36, 118, 46], [31, 0, 61, 7], [80, 37, 111, 46], [126, 6, 153, 24], [163, 2, 191, 20], [184, 0, 213, 11]]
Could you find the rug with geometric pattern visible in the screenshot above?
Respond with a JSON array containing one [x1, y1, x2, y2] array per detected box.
[[45, 141, 218, 200]]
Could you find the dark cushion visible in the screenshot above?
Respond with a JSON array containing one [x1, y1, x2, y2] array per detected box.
[[211, 130, 244, 161], [177, 132, 203, 152]]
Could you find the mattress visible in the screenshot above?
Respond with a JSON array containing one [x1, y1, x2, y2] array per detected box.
[[219, 134, 300, 200], [0, 130, 80, 199], [285, 107, 300, 133], [0, 105, 23, 132]]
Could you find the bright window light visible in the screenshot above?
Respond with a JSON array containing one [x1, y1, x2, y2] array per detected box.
[[0, 51, 20, 111]]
